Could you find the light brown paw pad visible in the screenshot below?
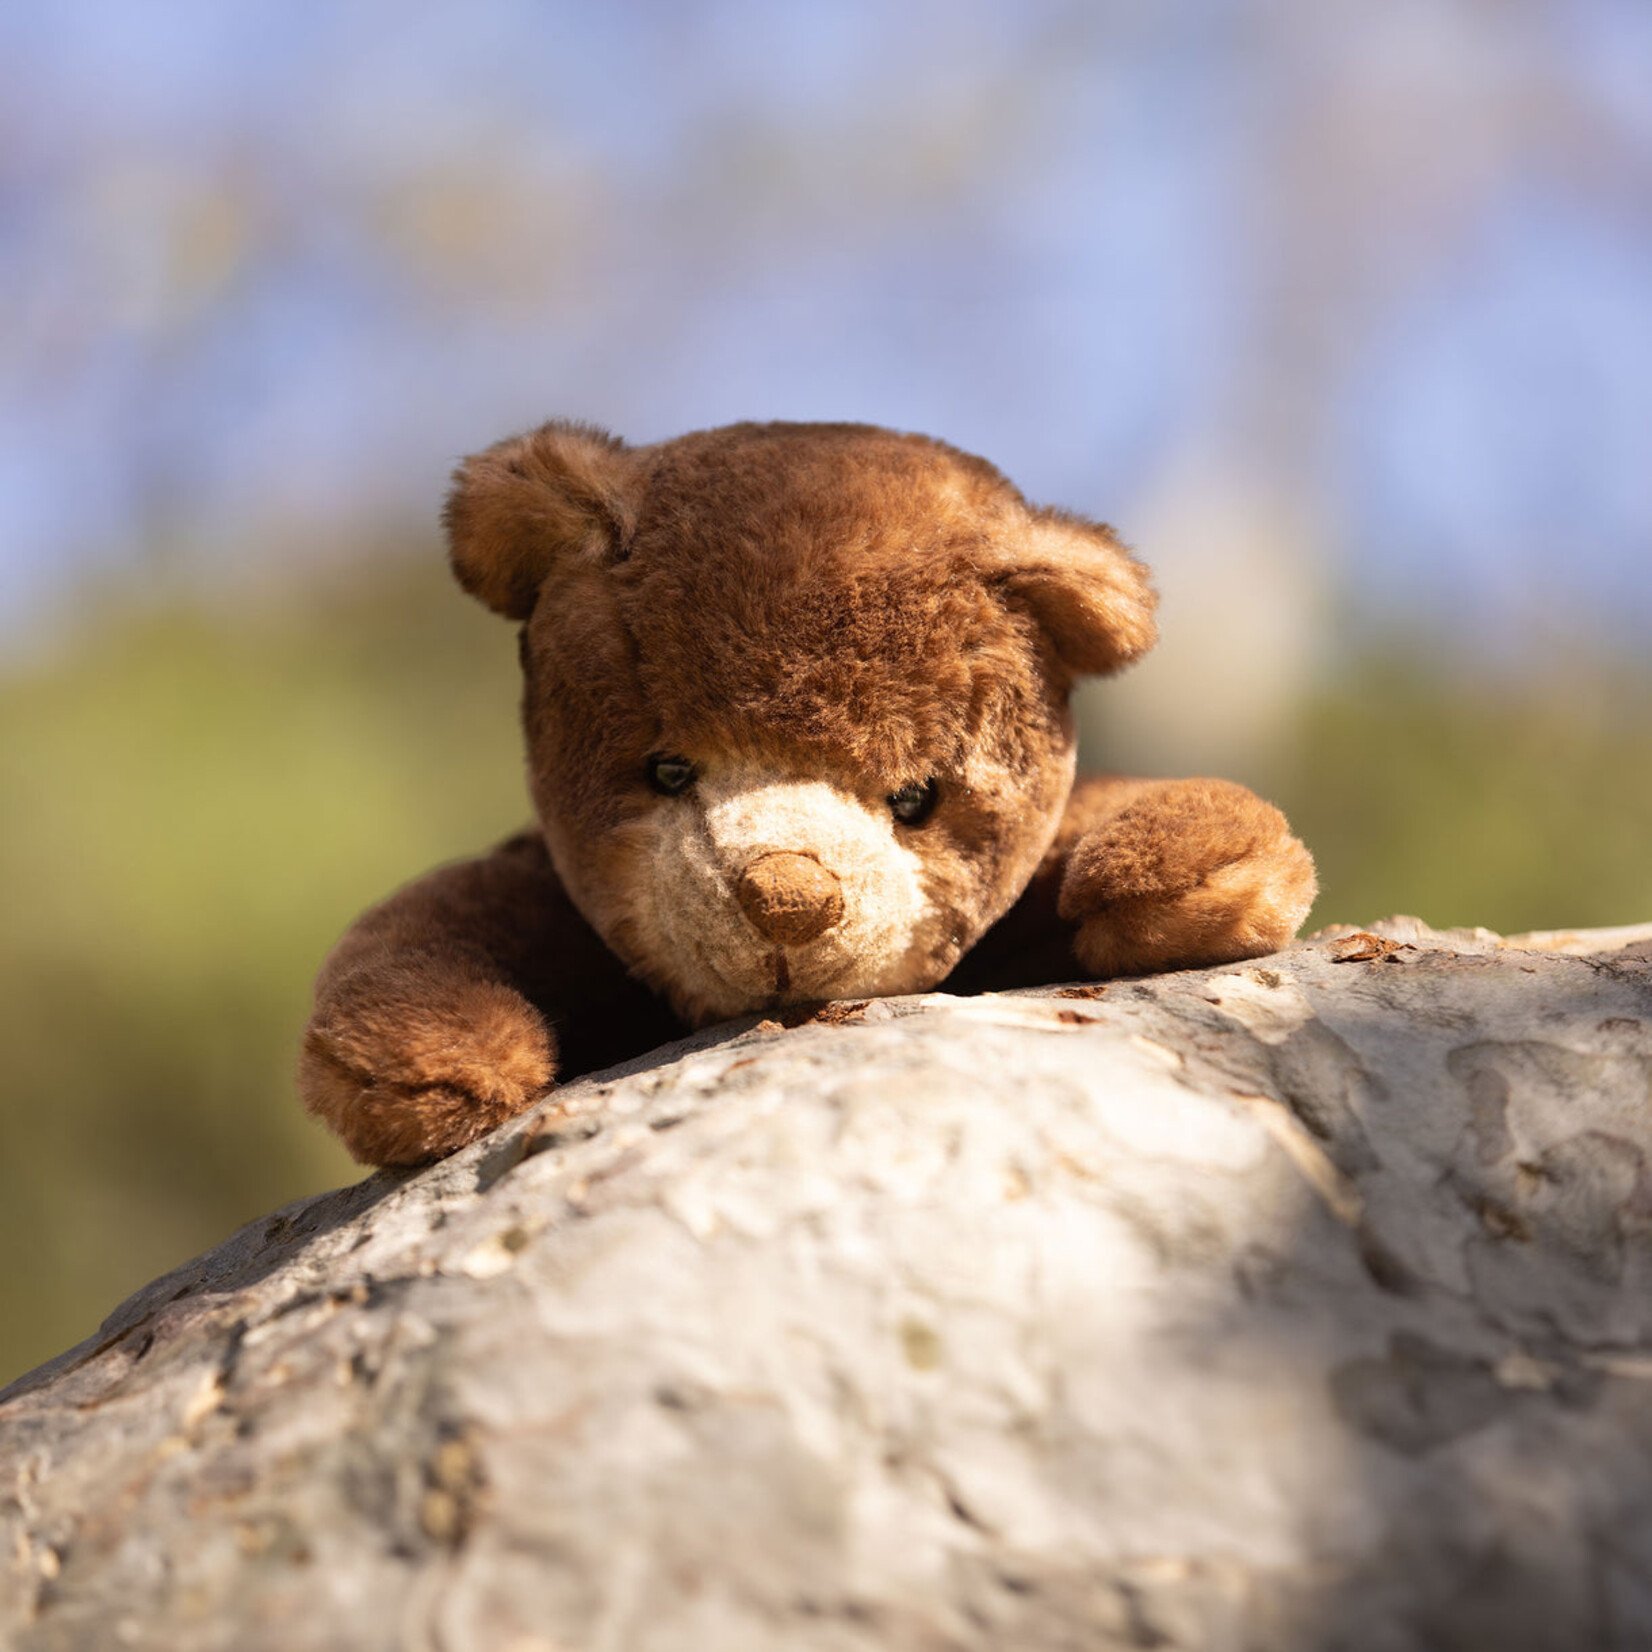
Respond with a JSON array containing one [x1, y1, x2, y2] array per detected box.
[[1073, 838, 1317, 977]]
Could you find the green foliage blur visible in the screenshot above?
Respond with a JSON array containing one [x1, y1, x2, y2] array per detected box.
[[3, 562, 1649, 1384], [0, 558, 527, 1383]]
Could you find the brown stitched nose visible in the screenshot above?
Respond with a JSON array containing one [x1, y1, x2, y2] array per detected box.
[[735, 852, 844, 946]]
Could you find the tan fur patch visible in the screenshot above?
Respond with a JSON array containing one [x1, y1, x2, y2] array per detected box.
[[608, 766, 936, 1021]]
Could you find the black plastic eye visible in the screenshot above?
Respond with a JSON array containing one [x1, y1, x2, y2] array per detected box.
[[889, 777, 940, 826], [646, 754, 698, 796]]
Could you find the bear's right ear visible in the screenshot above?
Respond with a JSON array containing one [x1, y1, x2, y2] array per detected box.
[[442, 421, 639, 620], [984, 508, 1159, 678]]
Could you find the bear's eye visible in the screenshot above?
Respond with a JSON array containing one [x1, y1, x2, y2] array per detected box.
[[889, 778, 940, 826], [646, 754, 699, 797]]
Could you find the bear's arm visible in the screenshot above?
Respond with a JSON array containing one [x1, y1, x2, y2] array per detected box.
[[299, 830, 680, 1166], [945, 775, 1316, 993]]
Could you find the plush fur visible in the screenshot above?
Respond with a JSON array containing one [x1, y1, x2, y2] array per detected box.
[[301, 420, 1316, 1165]]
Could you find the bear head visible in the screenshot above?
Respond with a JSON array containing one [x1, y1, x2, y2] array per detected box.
[[443, 420, 1157, 1024]]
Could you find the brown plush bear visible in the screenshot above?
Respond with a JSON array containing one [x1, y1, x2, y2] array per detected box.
[[301, 421, 1316, 1166]]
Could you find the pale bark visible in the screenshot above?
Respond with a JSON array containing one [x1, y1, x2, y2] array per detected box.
[[5, 918, 1652, 1652]]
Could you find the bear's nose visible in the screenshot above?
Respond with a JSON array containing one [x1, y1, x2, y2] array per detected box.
[[735, 852, 844, 946]]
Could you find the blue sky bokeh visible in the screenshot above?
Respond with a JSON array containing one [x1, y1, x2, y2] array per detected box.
[[2, 0, 1649, 649]]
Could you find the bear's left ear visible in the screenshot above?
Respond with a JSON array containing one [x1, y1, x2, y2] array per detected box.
[[989, 509, 1159, 677], [442, 420, 640, 620]]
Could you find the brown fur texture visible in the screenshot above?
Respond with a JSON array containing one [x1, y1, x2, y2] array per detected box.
[[301, 420, 1316, 1165]]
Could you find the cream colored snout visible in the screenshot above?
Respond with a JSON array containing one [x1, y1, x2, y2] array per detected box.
[[635, 767, 934, 1019], [735, 852, 844, 945]]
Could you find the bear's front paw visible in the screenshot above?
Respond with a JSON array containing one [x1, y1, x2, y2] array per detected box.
[[1059, 779, 1316, 977], [300, 966, 555, 1165]]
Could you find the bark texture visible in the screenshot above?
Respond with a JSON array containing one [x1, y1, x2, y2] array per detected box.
[[5, 918, 1652, 1652]]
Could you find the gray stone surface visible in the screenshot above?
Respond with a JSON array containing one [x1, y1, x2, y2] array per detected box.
[[5, 918, 1652, 1651]]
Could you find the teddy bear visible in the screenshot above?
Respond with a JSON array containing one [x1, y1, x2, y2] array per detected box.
[[300, 420, 1316, 1166]]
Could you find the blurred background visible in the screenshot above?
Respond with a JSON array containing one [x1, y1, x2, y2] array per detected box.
[[2, 0, 1649, 1383]]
